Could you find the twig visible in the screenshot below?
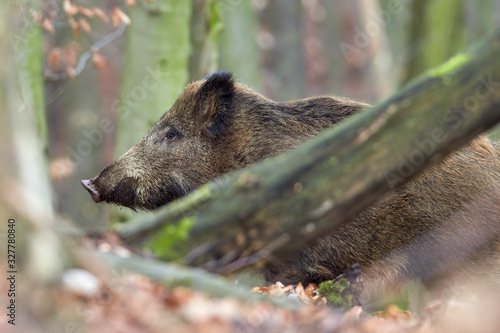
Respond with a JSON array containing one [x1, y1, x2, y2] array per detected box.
[[45, 22, 126, 81]]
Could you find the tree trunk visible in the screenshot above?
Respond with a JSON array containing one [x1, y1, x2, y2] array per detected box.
[[188, 0, 222, 82], [259, 0, 307, 101], [112, 0, 191, 222], [117, 28, 500, 273], [5, 4, 63, 282], [4, 5, 70, 331], [218, 0, 261, 91], [404, 0, 465, 82], [85, 251, 299, 308]]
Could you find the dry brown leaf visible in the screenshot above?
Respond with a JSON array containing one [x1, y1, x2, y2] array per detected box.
[[93, 8, 110, 22], [78, 6, 95, 18], [295, 282, 306, 298], [63, 0, 78, 16], [65, 42, 80, 68], [165, 287, 194, 309], [67, 17, 80, 37], [78, 19, 91, 34], [374, 304, 412, 321], [111, 9, 120, 27], [42, 18, 55, 34], [92, 52, 107, 69], [252, 286, 270, 293], [48, 48, 62, 69], [66, 67, 76, 80], [72, 25, 80, 37], [305, 283, 318, 299], [112, 8, 131, 27], [125, 0, 136, 7]]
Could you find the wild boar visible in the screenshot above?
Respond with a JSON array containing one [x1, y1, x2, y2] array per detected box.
[[82, 72, 500, 294]]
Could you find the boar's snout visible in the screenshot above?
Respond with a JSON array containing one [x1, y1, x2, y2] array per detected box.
[[81, 179, 102, 203]]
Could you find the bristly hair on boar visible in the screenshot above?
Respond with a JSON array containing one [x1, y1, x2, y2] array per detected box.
[[81, 71, 366, 210], [82, 72, 500, 294]]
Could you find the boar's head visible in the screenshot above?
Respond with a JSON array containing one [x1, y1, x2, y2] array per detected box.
[[82, 71, 366, 210], [81, 72, 238, 210]]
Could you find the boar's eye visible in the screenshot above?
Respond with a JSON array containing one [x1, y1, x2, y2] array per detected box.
[[160, 127, 181, 143], [165, 132, 176, 141]]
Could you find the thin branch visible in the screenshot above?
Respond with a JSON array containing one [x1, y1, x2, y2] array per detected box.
[[45, 22, 126, 81]]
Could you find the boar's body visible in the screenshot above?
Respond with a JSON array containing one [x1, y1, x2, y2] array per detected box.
[[83, 72, 500, 293]]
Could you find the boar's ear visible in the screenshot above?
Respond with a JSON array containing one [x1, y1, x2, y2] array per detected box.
[[196, 71, 235, 137]]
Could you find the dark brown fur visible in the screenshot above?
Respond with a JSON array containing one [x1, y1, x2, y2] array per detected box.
[[82, 72, 500, 294]]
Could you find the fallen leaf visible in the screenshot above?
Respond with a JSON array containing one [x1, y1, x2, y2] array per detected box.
[[63, 0, 78, 16], [78, 6, 95, 18], [93, 8, 110, 22], [112, 8, 131, 27], [48, 48, 62, 69], [125, 0, 136, 7], [66, 67, 76, 80], [68, 17, 80, 37], [92, 52, 107, 69], [42, 18, 55, 34], [78, 19, 91, 34]]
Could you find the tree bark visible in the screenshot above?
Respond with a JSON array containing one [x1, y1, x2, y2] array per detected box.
[[116, 28, 500, 273], [112, 0, 191, 222], [5, 4, 64, 282], [85, 251, 300, 308], [218, 0, 261, 91], [3, 5, 73, 331], [259, 0, 307, 101], [188, 0, 222, 82], [404, 0, 465, 82]]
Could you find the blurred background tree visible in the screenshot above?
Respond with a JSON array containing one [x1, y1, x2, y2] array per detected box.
[[2, 0, 500, 231]]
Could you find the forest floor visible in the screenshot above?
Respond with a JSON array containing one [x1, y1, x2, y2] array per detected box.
[[2, 233, 499, 333]]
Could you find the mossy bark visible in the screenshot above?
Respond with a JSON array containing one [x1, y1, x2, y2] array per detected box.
[[4, 5, 73, 330], [88, 251, 299, 308]]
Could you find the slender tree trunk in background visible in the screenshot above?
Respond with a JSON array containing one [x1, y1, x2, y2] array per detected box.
[[464, 0, 495, 42], [218, 0, 261, 91], [404, 0, 430, 83], [330, 1, 367, 101], [46, 0, 111, 230], [189, 0, 222, 82], [0, 3, 5, 130], [422, 0, 464, 71], [6, 8, 54, 238], [302, 0, 328, 97], [496, 0, 500, 26], [259, 0, 307, 101], [3, 4, 68, 331], [329, 0, 395, 103], [404, 0, 464, 83], [321, 0, 350, 97], [112, 0, 191, 222], [464, 0, 500, 141], [353, 0, 395, 101]]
